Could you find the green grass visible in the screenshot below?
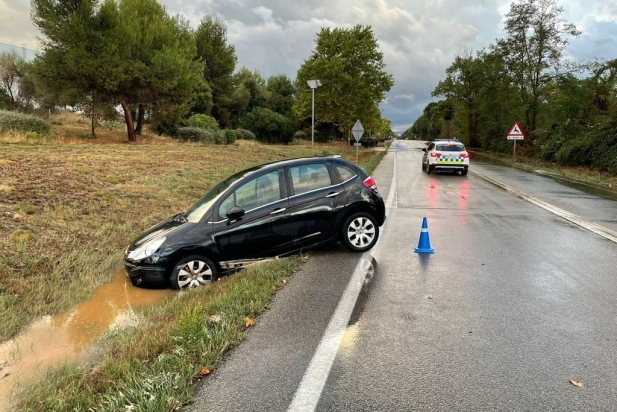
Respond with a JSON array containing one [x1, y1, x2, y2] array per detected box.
[[15, 257, 306, 411]]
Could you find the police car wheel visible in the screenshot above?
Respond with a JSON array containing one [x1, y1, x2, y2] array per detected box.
[[427, 165, 435, 174], [461, 169, 468, 176]]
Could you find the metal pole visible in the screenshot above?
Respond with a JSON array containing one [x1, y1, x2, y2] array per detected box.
[[513, 140, 516, 158], [311, 88, 315, 146]]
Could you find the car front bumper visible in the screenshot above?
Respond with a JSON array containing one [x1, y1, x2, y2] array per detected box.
[[124, 260, 167, 286]]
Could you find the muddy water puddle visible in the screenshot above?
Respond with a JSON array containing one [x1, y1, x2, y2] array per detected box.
[[0, 270, 173, 410]]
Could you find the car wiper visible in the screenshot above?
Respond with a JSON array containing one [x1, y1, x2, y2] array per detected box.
[[172, 212, 187, 223]]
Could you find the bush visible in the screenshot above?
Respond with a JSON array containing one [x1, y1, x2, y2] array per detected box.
[[0, 110, 51, 135], [239, 107, 294, 144], [224, 129, 236, 145], [184, 114, 219, 132], [236, 128, 256, 140], [176, 127, 210, 143]]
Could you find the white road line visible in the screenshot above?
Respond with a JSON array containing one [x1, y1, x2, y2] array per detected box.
[[385, 151, 397, 210], [471, 170, 617, 244], [288, 149, 398, 412]]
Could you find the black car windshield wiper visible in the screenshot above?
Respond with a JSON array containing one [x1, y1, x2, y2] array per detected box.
[[172, 212, 187, 223]]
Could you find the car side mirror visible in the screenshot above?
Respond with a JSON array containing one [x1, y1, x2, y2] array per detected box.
[[422, 148, 427, 152], [227, 206, 245, 223]]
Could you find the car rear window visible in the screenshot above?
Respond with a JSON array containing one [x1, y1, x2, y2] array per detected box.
[[290, 163, 331, 195], [336, 165, 356, 182], [436, 144, 465, 152]]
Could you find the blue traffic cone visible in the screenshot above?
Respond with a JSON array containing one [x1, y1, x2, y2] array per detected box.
[[414, 217, 434, 254]]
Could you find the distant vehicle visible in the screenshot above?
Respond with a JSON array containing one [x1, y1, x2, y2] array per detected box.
[[421, 140, 469, 175], [124, 156, 386, 289]]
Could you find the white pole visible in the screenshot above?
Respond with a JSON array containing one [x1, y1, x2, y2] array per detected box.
[[311, 88, 315, 146]]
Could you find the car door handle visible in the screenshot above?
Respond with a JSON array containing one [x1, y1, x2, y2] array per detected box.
[[325, 192, 340, 198], [270, 207, 286, 215]]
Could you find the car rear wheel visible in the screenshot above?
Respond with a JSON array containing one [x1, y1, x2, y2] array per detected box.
[[341, 212, 379, 253], [461, 169, 468, 176], [427, 165, 435, 174], [170, 255, 218, 290]]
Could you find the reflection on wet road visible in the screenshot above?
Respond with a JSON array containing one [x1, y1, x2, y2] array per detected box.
[[0, 270, 173, 410]]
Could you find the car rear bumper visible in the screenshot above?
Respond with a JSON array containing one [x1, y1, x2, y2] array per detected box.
[[431, 163, 468, 171]]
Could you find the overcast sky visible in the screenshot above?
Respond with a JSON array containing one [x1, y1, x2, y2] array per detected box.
[[1, 0, 616, 133]]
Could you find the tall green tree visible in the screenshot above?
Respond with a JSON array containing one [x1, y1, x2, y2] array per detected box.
[[432, 51, 485, 147], [195, 16, 237, 128], [114, 0, 202, 140], [294, 25, 394, 141], [31, 0, 125, 134], [265, 74, 296, 118], [493, 0, 580, 145]]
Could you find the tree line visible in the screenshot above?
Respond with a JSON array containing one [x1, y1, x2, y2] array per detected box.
[[404, 0, 617, 174], [0, 0, 394, 143]]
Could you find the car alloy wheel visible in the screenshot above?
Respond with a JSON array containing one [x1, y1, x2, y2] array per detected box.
[[170, 255, 218, 290], [341, 212, 379, 252]]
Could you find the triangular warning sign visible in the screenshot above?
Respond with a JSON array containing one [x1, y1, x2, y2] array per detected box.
[[508, 122, 524, 136]]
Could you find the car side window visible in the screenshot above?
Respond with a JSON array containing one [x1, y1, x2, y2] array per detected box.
[[218, 194, 235, 219], [290, 163, 331, 195], [336, 165, 356, 182], [218, 171, 281, 218]]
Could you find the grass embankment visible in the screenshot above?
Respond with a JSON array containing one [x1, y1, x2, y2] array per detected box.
[[1, 117, 388, 411]]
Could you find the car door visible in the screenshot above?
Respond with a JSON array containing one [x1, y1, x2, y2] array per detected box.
[[212, 170, 294, 262], [286, 161, 347, 249]]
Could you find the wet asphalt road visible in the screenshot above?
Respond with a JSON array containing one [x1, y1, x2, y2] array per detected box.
[[189, 140, 617, 411]]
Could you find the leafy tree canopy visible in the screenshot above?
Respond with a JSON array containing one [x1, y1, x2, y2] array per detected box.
[[294, 25, 394, 138]]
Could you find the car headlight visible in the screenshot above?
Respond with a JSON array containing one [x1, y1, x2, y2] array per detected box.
[[127, 236, 166, 261]]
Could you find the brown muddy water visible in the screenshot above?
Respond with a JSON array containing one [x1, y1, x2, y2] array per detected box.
[[0, 270, 173, 410]]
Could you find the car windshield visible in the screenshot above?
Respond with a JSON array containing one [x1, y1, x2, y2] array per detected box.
[[184, 168, 257, 223], [436, 144, 465, 152]]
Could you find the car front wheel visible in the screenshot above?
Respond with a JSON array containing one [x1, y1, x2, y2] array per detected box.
[[170, 255, 218, 290], [341, 212, 379, 253]]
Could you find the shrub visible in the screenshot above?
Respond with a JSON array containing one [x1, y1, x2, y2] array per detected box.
[[184, 114, 219, 132], [236, 128, 256, 140], [224, 129, 236, 145], [175, 127, 209, 142], [0, 110, 51, 135], [239, 107, 294, 144], [214, 130, 226, 145]]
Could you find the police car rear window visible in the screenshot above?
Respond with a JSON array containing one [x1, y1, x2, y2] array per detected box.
[[436, 144, 465, 152]]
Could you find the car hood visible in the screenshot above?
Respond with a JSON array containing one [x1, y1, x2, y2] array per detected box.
[[128, 217, 189, 251]]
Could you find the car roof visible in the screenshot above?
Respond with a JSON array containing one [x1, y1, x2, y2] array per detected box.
[[236, 155, 358, 176]]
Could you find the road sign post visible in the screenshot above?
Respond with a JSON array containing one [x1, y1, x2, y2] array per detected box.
[[351, 119, 364, 164], [507, 122, 524, 157]]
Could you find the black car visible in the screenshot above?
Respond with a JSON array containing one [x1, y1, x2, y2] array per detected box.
[[124, 156, 386, 289]]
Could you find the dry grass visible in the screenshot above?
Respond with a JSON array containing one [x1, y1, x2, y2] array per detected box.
[[0, 122, 384, 342]]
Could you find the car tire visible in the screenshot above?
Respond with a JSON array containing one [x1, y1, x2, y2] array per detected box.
[[427, 165, 435, 174], [170, 255, 218, 290], [340, 212, 379, 253], [421, 162, 426, 171], [461, 169, 468, 176]]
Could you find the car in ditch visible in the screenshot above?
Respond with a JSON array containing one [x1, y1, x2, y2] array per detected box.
[[124, 156, 386, 289], [421, 139, 469, 175]]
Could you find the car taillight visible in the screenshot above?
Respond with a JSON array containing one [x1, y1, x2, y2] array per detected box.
[[430, 152, 441, 158], [363, 176, 378, 193], [460, 152, 469, 158]]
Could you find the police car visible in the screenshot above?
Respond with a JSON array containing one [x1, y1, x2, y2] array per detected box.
[[421, 139, 469, 175]]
